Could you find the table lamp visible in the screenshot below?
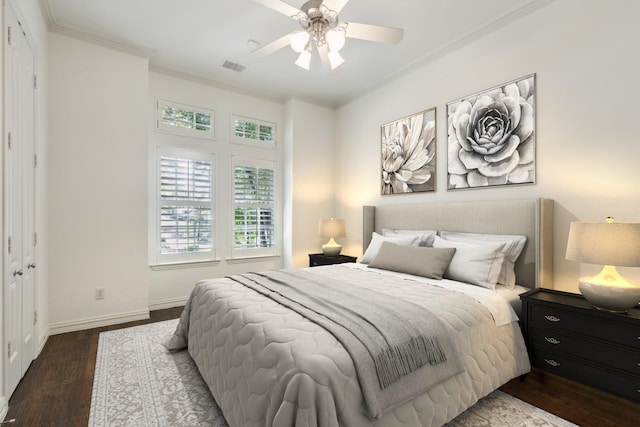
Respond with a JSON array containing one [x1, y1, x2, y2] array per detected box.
[[565, 218, 640, 313], [319, 218, 346, 256]]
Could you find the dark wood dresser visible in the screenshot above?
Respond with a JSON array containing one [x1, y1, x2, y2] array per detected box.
[[521, 288, 640, 403]]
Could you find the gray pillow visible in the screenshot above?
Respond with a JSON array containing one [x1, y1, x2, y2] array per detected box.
[[368, 242, 456, 279]]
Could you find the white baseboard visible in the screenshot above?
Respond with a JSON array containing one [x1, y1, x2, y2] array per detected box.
[[48, 309, 150, 335], [148, 296, 188, 312]]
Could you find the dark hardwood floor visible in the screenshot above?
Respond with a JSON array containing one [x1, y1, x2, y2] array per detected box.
[[3, 307, 184, 427], [3, 306, 639, 426]]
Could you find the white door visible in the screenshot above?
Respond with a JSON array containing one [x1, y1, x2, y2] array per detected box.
[[4, 0, 36, 398]]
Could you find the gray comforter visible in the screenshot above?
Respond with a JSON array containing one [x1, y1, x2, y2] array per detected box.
[[228, 269, 463, 417], [166, 265, 530, 426]]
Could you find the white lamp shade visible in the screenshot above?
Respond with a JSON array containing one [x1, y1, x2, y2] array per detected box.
[[290, 30, 310, 53], [566, 222, 640, 267], [319, 218, 346, 238], [325, 28, 346, 51], [328, 51, 345, 70], [566, 221, 640, 312], [294, 50, 311, 70]]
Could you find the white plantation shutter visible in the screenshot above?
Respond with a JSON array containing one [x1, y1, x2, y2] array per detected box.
[[157, 99, 214, 139], [233, 157, 277, 256], [232, 115, 276, 146], [155, 149, 215, 263]]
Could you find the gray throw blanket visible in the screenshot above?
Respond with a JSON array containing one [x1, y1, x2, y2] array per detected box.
[[229, 269, 464, 416]]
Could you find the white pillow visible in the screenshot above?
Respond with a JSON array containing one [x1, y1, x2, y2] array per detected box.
[[360, 232, 419, 264], [432, 236, 505, 290], [439, 231, 527, 289], [381, 228, 437, 247]]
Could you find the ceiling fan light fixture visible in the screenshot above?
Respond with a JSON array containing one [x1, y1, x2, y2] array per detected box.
[[252, 0, 404, 72], [290, 30, 310, 53], [295, 49, 312, 70], [328, 50, 345, 70]]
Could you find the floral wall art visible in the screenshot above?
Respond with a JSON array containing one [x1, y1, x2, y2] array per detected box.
[[381, 108, 436, 195], [447, 74, 535, 189]]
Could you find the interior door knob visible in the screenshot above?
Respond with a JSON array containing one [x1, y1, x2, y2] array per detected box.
[[13, 270, 23, 276], [28, 263, 36, 269]]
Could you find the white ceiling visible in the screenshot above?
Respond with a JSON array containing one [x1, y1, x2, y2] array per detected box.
[[42, 0, 549, 107]]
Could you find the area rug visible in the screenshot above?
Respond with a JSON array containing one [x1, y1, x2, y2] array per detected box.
[[89, 319, 577, 427]]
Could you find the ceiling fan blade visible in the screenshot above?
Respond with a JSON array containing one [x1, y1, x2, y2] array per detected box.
[[253, 0, 301, 19], [321, 0, 349, 14], [345, 22, 403, 44], [316, 44, 332, 72], [252, 33, 292, 57]]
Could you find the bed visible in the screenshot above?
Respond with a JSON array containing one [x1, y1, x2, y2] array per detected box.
[[167, 198, 554, 426]]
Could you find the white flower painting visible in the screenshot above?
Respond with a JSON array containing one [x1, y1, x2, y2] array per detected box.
[[381, 108, 436, 195], [447, 74, 536, 189]]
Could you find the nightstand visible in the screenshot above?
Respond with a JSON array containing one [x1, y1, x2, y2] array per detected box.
[[521, 288, 640, 403], [308, 253, 357, 267]]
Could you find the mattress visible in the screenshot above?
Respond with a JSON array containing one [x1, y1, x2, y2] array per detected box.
[[167, 264, 531, 426]]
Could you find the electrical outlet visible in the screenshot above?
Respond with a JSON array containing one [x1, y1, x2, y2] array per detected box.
[[95, 288, 105, 300]]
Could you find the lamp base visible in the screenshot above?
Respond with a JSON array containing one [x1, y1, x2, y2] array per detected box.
[[322, 237, 342, 257], [578, 266, 640, 313]]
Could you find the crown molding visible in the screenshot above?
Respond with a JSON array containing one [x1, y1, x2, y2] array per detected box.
[[38, 0, 56, 28], [39, 0, 154, 59], [49, 24, 155, 59], [336, 0, 555, 107], [149, 65, 285, 105]]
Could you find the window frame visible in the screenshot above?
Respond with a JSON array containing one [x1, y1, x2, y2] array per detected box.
[[231, 114, 276, 148], [231, 156, 278, 259], [152, 147, 216, 265], [156, 99, 215, 140]]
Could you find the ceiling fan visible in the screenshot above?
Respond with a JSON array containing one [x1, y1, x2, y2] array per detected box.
[[252, 0, 403, 71]]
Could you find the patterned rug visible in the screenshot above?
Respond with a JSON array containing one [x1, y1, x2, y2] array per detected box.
[[89, 319, 577, 427]]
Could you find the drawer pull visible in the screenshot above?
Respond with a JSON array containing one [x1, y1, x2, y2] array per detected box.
[[544, 337, 561, 345], [545, 359, 561, 367], [544, 315, 561, 322]]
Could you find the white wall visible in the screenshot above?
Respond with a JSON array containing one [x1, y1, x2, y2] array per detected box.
[[48, 33, 150, 331], [147, 71, 286, 306], [284, 99, 336, 268], [334, 0, 640, 294]]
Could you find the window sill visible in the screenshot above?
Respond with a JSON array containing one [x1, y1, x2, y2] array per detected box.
[[226, 255, 281, 264], [150, 259, 222, 271]]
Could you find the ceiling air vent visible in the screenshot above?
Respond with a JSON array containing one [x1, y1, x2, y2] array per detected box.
[[222, 60, 246, 73]]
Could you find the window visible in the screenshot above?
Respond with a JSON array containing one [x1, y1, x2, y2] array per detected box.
[[157, 99, 214, 139], [154, 148, 215, 264], [232, 156, 277, 257], [233, 115, 276, 146]]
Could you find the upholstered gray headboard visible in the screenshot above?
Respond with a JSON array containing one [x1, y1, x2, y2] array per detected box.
[[363, 198, 554, 289]]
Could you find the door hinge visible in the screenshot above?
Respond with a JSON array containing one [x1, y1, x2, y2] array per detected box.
[[8, 236, 11, 254], [7, 342, 11, 358], [34, 153, 38, 168], [33, 74, 38, 90], [8, 26, 13, 46], [34, 310, 38, 325], [8, 131, 11, 150], [33, 232, 38, 246]]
